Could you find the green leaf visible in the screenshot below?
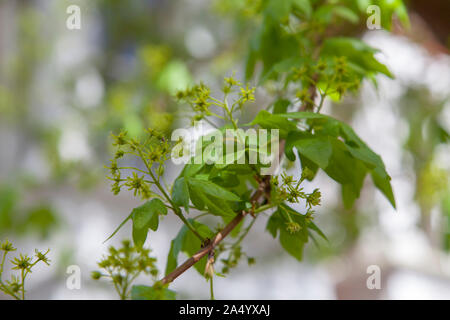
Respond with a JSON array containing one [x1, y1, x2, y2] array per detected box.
[[273, 99, 291, 114], [245, 37, 258, 81], [248, 110, 297, 139], [131, 285, 176, 300], [165, 220, 214, 276], [266, 204, 309, 261], [313, 4, 335, 24], [291, 0, 312, 18], [298, 152, 319, 181], [132, 227, 149, 248], [286, 132, 333, 168], [131, 199, 168, 247], [183, 163, 204, 178], [307, 221, 328, 242], [333, 6, 359, 24], [187, 178, 240, 201], [280, 112, 395, 208], [104, 213, 133, 243], [261, 57, 304, 83], [321, 37, 393, 78], [165, 228, 188, 275], [188, 183, 206, 210], [104, 198, 168, 244], [172, 177, 190, 212], [210, 171, 240, 188], [132, 199, 166, 230], [247, 19, 298, 81], [371, 167, 396, 208], [324, 139, 367, 208], [196, 190, 236, 218], [265, 0, 290, 22]]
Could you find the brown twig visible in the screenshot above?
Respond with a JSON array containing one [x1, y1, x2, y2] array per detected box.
[[161, 176, 270, 284], [160, 138, 289, 284]]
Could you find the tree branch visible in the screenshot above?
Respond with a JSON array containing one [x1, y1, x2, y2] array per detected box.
[[160, 79, 321, 285], [160, 142, 285, 285], [160, 24, 327, 287]]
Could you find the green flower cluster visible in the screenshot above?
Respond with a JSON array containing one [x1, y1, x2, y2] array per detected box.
[[273, 172, 321, 207], [0, 239, 50, 300], [92, 240, 159, 300], [291, 56, 361, 112], [218, 244, 255, 275], [107, 129, 174, 200], [270, 171, 321, 234], [176, 76, 256, 127]]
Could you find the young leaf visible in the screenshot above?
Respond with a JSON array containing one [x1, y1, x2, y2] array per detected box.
[[265, 0, 290, 22], [273, 99, 291, 114], [187, 178, 241, 201], [321, 37, 393, 78], [131, 199, 168, 247], [103, 213, 133, 243], [266, 205, 309, 261], [172, 177, 190, 212], [165, 220, 214, 276], [248, 110, 297, 139], [131, 285, 176, 300], [286, 132, 333, 168], [196, 191, 236, 218], [291, 0, 312, 18], [280, 112, 396, 208], [183, 163, 204, 178], [333, 6, 359, 24], [307, 221, 328, 243]]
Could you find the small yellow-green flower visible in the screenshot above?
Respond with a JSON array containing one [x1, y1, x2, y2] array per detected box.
[[240, 85, 255, 102], [11, 254, 32, 271], [286, 221, 301, 234], [1, 239, 16, 252]]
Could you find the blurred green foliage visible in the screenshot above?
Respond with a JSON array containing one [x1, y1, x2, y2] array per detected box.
[[0, 185, 58, 239], [399, 87, 450, 247]]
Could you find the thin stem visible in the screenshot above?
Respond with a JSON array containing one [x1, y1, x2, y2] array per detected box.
[[0, 251, 20, 300], [137, 148, 204, 241], [224, 99, 238, 130], [193, 212, 210, 220], [210, 97, 223, 105], [209, 277, 215, 300], [0, 251, 7, 280], [126, 272, 141, 298], [253, 203, 277, 215], [118, 167, 150, 175], [107, 267, 122, 300], [121, 276, 129, 300], [221, 217, 259, 269], [0, 282, 20, 300], [21, 269, 25, 300], [316, 91, 326, 113], [207, 111, 227, 120]]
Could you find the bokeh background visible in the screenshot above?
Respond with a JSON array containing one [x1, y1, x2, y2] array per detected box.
[[0, 0, 449, 299]]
